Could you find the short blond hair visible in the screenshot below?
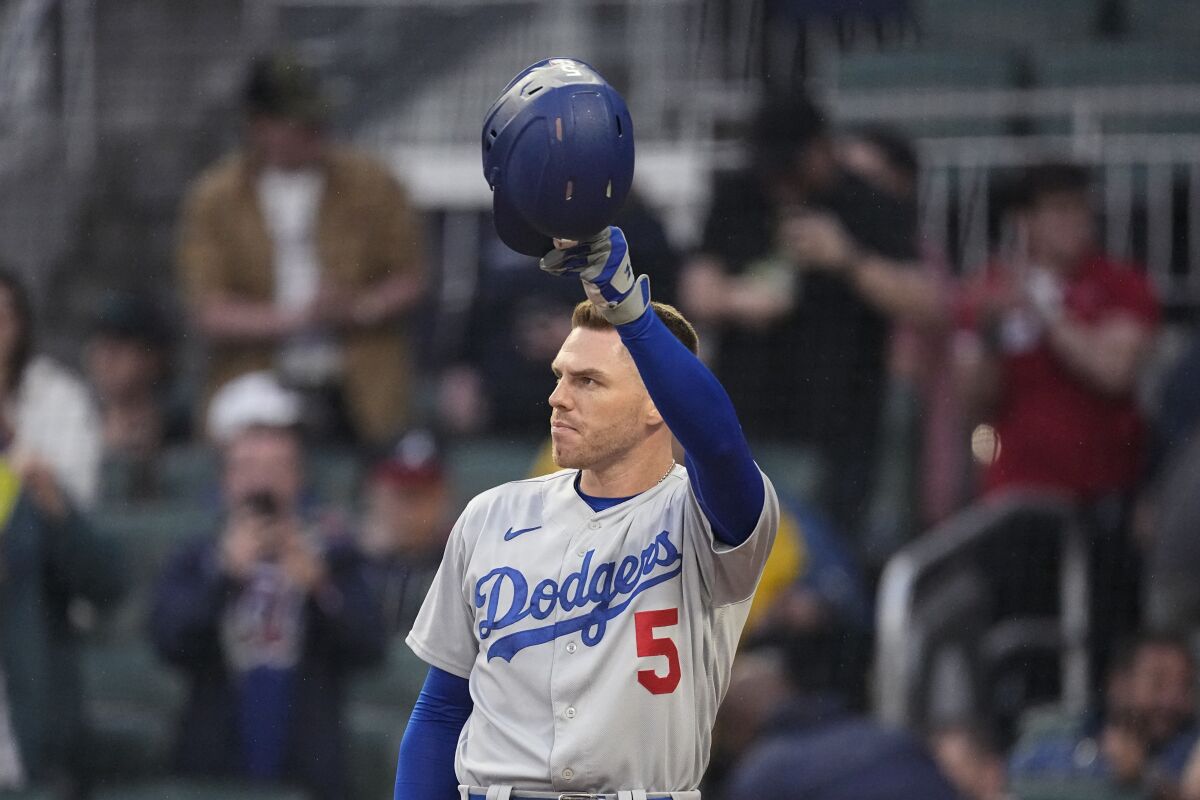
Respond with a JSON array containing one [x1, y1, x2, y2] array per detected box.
[[570, 300, 700, 355]]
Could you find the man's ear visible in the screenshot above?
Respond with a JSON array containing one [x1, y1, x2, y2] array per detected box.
[[644, 397, 664, 427]]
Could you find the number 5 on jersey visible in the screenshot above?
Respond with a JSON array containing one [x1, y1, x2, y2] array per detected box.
[[634, 608, 681, 694]]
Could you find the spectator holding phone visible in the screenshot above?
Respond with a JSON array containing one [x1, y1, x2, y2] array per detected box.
[[150, 371, 385, 800]]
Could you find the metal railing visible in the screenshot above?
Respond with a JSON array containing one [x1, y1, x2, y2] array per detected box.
[[0, 0, 96, 174], [875, 492, 1090, 731], [917, 133, 1200, 307]]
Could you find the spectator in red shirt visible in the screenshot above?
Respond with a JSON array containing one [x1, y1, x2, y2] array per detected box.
[[953, 161, 1160, 689], [955, 162, 1159, 498]]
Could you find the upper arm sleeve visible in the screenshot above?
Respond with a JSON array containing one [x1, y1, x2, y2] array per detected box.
[[685, 467, 780, 607], [406, 509, 478, 678], [616, 306, 764, 545]]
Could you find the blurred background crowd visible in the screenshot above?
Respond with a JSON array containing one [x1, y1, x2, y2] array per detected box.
[[3, 0, 1200, 798]]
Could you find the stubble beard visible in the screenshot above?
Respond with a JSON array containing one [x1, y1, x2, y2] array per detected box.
[[551, 415, 643, 472]]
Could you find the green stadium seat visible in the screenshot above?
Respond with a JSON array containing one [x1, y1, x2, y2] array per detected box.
[[829, 48, 1018, 92], [827, 48, 1024, 137], [83, 641, 184, 781], [1126, 0, 1200, 43], [916, 0, 1101, 46], [344, 639, 426, 797], [158, 446, 219, 504], [306, 447, 364, 508], [1030, 45, 1200, 135], [84, 641, 183, 711], [347, 639, 429, 711], [1036, 44, 1200, 86], [347, 704, 409, 800], [1009, 779, 1147, 800], [159, 444, 364, 508], [446, 436, 542, 507], [91, 505, 217, 640], [91, 780, 309, 800], [747, 441, 823, 506], [0, 789, 60, 800]]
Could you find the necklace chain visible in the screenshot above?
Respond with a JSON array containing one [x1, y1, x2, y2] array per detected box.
[[657, 460, 676, 485]]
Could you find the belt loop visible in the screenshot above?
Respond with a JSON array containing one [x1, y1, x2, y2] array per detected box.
[[458, 787, 468, 800], [618, 793, 632, 800], [485, 786, 512, 800]]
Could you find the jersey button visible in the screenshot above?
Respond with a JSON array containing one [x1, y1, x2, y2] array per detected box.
[[565, 706, 576, 719], [588, 521, 601, 530], [562, 768, 575, 781], [566, 642, 577, 654]]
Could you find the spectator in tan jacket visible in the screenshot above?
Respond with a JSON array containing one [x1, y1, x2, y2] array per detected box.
[[177, 52, 427, 446]]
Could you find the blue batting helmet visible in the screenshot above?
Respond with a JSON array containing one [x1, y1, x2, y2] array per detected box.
[[482, 58, 635, 256]]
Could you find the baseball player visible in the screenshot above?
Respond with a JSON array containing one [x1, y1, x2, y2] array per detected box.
[[392, 225, 781, 800]]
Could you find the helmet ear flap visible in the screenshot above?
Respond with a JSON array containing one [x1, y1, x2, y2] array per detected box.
[[482, 57, 635, 253]]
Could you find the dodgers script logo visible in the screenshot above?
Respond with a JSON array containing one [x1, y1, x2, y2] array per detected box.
[[475, 530, 682, 661]]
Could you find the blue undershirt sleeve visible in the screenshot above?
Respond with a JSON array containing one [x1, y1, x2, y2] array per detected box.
[[394, 666, 473, 800], [616, 306, 764, 545]]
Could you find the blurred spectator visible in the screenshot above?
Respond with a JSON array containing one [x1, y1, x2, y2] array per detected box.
[[440, 193, 678, 437], [929, 721, 1009, 800], [1139, 329, 1200, 630], [85, 290, 190, 502], [0, 457, 126, 795], [1009, 632, 1197, 798], [716, 638, 959, 800], [953, 162, 1160, 678], [0, 267, 101, 508], [150, 371, 385, 799], [841, 126, 966, 528], [360, 428, 453, 636], [954, 161, 1159, 499], [178, 52, 427, 446], [682, 90, 942, 540]]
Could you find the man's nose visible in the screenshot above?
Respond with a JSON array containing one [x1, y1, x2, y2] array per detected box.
[[549, 381, 570, 409]]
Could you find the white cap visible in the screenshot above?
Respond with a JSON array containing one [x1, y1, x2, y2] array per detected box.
[[206, 370, 302, 444]]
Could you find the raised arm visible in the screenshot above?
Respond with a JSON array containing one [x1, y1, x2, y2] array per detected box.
[[542, 227, 764, 545]]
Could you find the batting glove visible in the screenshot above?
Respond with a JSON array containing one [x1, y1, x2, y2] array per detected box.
[[540, 226, 651, 325]]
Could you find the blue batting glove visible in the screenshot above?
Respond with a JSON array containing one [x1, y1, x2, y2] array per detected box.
[[540, 226, 651, 325]]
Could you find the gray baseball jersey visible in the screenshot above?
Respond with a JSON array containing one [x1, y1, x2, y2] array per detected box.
[[406, 464, 779, 794]]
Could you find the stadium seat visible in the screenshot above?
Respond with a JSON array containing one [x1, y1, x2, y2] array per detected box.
[[1126, 0, 1200, 43], [829, 48, 1018, 92], [0, 789, 59, 800], [306, 447, 365, 508], [1009, 779, 1148, 800], [90, 780, 308, 800], [445, 436, 542, 507], [158, 446, 219, 504], [915, 0, 1101, 46], [747, 441, 823, 506], [82, 641, 184, 781], [346, 703, 409, 800], [1035, 44, 1200, 86], [826, 48, 1024, 138], [344, 638, 425, 800], [1031, 44, 1200, 134], [158, 444, 364, 508], [90, 505, 217, 640], [347, 639, 428, 711]]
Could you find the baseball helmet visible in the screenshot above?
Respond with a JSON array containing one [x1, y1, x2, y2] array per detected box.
[[482, 57, 635, 256]]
